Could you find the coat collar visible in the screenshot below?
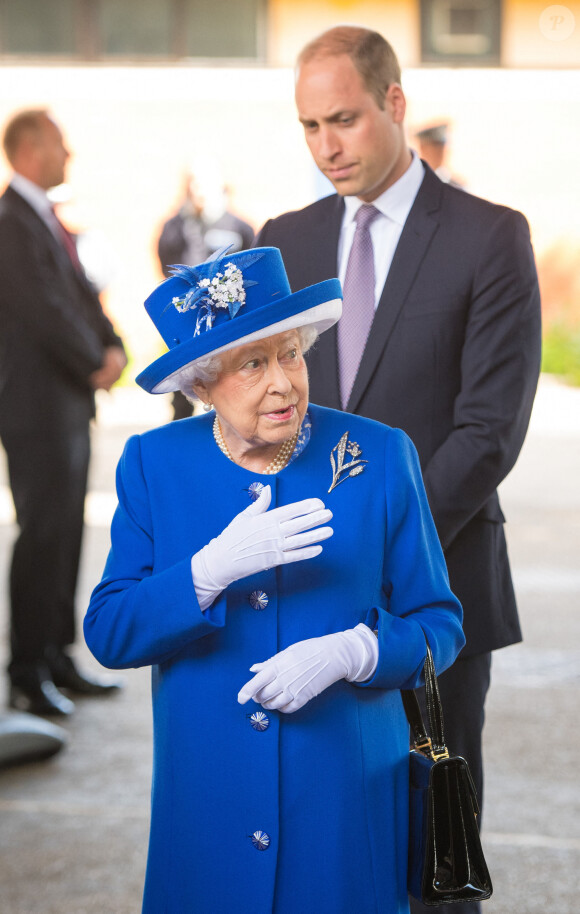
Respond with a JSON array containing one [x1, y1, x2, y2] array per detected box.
[[3, 183, 96, 293], [10, 173, 53, 224]]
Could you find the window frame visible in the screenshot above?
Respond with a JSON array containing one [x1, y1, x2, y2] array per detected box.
[[0, 0, 268, 64], [420, 0, 502, 67]]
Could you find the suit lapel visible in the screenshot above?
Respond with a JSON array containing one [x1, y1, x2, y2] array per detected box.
[[347, 168, 444, 413], [311, 193, 344, 277], [6, 186, 73, 272], [305, 196, 344, 410]]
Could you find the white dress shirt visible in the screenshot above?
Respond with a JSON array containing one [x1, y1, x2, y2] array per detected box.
[[338, 151, 425, 308]]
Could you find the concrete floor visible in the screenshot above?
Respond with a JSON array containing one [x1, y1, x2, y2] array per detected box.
[[0, 378, 579, 913]]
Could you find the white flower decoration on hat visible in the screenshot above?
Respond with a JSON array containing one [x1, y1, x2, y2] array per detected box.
[[167, 246, 262, 336]]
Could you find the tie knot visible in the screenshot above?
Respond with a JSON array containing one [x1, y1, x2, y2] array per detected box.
[[354, 204, 379, 231]]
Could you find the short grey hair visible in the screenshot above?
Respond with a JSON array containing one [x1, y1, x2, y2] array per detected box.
[[3, 108, 50, 164], [177, 325, 319, 399]]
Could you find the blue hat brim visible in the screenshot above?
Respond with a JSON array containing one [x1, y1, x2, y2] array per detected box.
[[136, 278, 342, 394]]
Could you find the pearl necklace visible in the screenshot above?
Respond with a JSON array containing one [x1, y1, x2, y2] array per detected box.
[[213, 417, 298, 475]]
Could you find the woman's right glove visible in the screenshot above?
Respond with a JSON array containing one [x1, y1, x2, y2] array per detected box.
[[191, 484, 333, 610], [237, 623, 379, 713]]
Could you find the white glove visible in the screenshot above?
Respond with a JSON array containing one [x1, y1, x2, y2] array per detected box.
[[191, 484, 333, 611], [237, 623, 378, 714]]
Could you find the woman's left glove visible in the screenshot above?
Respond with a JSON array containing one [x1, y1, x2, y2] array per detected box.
[[237, 623, 378, 714]]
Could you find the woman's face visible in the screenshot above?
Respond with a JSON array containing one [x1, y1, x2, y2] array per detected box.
[[194, 330, 309, 460]]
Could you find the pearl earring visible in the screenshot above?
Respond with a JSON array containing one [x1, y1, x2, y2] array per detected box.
[[202, 402, 212, 413]]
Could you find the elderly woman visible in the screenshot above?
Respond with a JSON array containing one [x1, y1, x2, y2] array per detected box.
[[84, 247, 464, 914]]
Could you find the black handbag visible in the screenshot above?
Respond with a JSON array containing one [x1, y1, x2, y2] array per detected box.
[[402, 643, 493, 906]]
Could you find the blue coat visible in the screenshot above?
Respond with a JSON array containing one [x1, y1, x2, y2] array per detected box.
[[85, 404, 464, 913]]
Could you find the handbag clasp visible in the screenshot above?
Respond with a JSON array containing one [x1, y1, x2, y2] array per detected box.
[[414, 736, 450, 762], [430, 746, 450, 761]]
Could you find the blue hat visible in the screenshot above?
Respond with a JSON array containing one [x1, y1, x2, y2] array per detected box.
[[136, 246, 342, 394]]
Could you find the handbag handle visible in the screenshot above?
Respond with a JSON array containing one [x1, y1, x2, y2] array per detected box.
[[401, 640, 449, 761]]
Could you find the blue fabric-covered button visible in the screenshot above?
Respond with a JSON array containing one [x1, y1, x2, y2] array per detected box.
[[248, 482, 265, 502], [249, 590, 269, 611], [249, 711, 270, 731], [251, 830, 270, 850]]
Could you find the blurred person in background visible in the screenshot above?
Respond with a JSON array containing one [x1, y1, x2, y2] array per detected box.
[[157, 154, 254, 419], [256, 26, 541, 913], [413, 122, 466, 189], [0, 109, 126, 717]]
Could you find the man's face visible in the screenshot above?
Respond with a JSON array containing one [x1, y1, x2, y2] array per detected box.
[[36, 117, 69, 190], [295, 53, 409, 202]]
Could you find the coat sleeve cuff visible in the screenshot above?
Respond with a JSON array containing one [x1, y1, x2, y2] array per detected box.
[[354, 607, 426, 690]]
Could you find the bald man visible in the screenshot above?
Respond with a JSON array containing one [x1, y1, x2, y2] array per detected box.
[[0, 110, 126, 716]]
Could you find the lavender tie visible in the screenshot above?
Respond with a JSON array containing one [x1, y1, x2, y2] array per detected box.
[[338, 204, 380, 409]]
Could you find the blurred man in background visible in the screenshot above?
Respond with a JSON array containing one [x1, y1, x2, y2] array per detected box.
[[0, 109, 126, 717], [413, 121, 466, 188], [157, 155, 254, 419]]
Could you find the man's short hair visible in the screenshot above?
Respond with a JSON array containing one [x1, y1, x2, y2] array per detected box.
[[296, 26, 401, 110], [2, 109, 49, 165]]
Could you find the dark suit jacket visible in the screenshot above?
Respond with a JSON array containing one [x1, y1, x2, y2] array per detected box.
[[256, 165, 542, 656], [158, 208, 255, 277], [0, 184, 124, 436]]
